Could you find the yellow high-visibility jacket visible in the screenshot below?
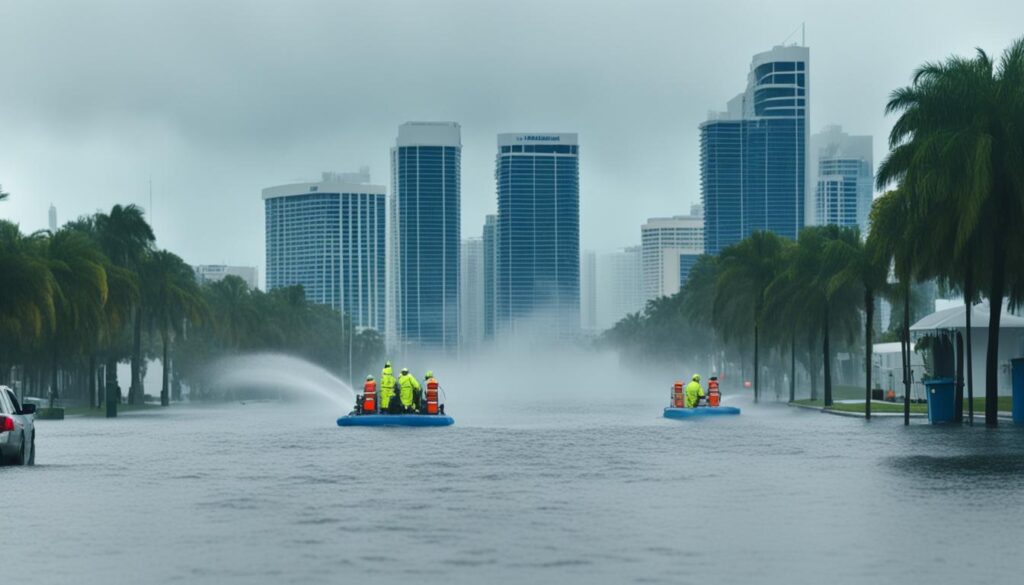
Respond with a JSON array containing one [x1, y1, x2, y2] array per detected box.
[[684, 381, 705, 408], [398, 374, 421, 409], [379, 366, 396, 408]]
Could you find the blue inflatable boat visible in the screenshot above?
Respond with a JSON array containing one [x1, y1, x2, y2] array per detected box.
[[663, 406, 741, 419], [336, 414, 455, 427]]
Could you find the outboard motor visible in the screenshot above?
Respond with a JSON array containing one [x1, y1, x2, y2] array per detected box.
[[672, 381, 684, 408], [426, 377, 440, 414]]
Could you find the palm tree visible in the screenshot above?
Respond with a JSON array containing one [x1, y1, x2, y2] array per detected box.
[[877, 38, 1024, 426], [870, 189, 927, 425], [0, 221, 56, 385], [206, 275, 257, 349], [763, 240, 806, 403], [714, 231, 786, 402], [827, 227, 891, 418], [94, 205, 154, 413], [42, 229, 108, 407], [782, 226, 862, 407], [0, 185, 9, 202], [142, 250, 206, 406]]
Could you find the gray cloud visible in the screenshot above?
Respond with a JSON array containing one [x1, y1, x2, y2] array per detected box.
[[1, 0, 1021, 278]]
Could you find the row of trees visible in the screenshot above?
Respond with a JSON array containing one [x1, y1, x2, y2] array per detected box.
[[0, 202, 383, 416], [605, 37, 1024, 426]]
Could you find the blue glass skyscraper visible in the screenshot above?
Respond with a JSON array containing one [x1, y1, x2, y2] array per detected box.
[[495, 133, 580, 339], [263, 172, 386, 330], [701, 45, 809, 255], [390, 122, 461, 351]]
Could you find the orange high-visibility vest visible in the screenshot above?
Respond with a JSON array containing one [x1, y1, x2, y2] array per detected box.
[[707, 379, 720, 407], [426, 378, 439, 414], [363, 380, 377, 413], [672, 381, 684, 408]]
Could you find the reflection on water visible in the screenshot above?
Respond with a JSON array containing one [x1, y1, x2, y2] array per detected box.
[[4, 395, 1024, 585]]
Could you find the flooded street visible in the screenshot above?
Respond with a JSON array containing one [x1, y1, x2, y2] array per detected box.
[[5, 395, 1024, 585]]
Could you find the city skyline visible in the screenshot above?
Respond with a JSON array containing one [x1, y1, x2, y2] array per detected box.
[[5, 1, 1020, 277]]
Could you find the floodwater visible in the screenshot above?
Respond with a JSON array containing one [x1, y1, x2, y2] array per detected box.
[[4, 391, 1024, 584]]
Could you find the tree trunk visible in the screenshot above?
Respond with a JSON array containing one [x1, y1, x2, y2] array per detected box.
[[985, 264, 1005, 427], [809, 345, 818, 402], [955, 332, 964, 423], [823, 304, 832, 407], [105, 356, 119, 418], [865, 288, 874, 420], [753, 323, 760, 403], [903, 285, 911, 426], [160, 329, 170, 407], [965, 293, 975, 426], [88, 355, 97, 408], [130, 306, 143, 405], [789, 332, 796, 403], [49, 338, 59, 409]]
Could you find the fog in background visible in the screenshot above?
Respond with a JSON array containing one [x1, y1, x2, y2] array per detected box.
[[2, 0, 1022, 283]]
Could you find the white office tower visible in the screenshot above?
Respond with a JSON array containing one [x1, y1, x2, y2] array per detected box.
[[48, 204, 58, 231], [460, 237, 485, 351], [810, 125, 873, 230], [641, 213, 704, 302], [580, 250, 597, 333], [596, 246, 643, 331], [194, 265, 260, 290]]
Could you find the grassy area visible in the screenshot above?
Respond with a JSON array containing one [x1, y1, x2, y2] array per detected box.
[[793, 399, 927, 414], [794, 395, 1014, 415], [967, 396, 1013, 412]]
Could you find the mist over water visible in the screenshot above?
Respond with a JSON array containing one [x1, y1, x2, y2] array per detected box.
[[207, 353, 356, 412]]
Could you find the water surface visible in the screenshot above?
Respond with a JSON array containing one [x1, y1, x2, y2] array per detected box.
[[5, 396, 1024, 584]]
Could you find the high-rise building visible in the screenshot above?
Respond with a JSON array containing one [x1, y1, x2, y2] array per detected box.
[[482, 214, 498, 341], [580, 250, 597, 333], [596, 246, 643, 331], [495, 133, 580, 339], [700, 45, 809, 255], [460, 237, 485, 350], [263, 171, 386, 330], [641, 213, 703, 302], [390, 122, 461, 351], [48, 204, 57, 232], [810, 125, 873, 231], [194, 265, 259, 290]]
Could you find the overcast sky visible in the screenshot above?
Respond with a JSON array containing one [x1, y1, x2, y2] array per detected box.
[[1, 0, 1021, 282]]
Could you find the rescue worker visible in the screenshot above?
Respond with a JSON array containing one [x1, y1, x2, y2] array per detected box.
[[361, 375, 377, 414], [379, 361, 397, 414], [684, 374, 705, 408], [416, 370, 434, 411], [398, 367, 421, 413]]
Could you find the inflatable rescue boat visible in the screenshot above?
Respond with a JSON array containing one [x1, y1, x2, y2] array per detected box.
[[337, 413, 454, 427], [663, 406, 741, 419]]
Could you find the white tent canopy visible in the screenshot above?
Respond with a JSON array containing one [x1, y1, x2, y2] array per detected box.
[[910, 303, 1024, 332]]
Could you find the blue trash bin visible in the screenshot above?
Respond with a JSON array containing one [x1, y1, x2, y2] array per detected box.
[[1012, 358, 1024, 424], [924, 378, 956, 424]]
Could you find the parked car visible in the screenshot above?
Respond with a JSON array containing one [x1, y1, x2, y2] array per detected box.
[[0, 385, 35, 466]]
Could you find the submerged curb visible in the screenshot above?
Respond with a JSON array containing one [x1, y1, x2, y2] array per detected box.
[[788, 402, 928, 419]]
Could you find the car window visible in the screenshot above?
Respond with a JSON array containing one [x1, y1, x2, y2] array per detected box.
[[0, 390, 11, 414], [6, 390, 23, 413]]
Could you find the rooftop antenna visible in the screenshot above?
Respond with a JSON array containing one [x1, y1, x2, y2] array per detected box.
[[802, 22, 806, 47]]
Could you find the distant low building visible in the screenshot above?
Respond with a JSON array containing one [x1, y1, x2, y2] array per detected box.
[[641, 211, 703, 302], [194, 264, 259, 290]]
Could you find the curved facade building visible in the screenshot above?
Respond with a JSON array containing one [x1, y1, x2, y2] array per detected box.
[[701, 45, 809, 255], [263, 173, 386, 330], [495, 133, 580, 339]]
